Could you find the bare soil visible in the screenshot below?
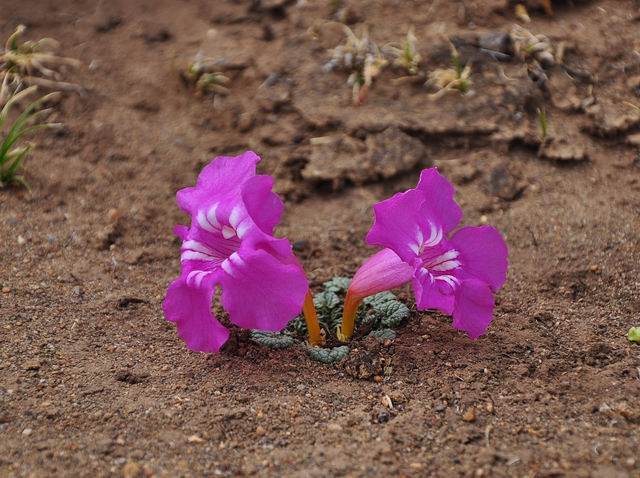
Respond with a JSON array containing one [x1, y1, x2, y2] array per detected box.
[[1, 0, 640, 477]]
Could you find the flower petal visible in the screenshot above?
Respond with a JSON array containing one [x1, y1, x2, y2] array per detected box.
[[349, 248, 413, 299], [176, 151, 260, 215], [366, 189, 435, 264], [241, 175, 284, 235], [173, 225, 189, 241], [220, 248, 308, 331], [163, 277, 229, 353], [416, 168, 462, 233], [450, 226, 508, 291], [452, 279, 495, 339], [412, 270, 455, 315]]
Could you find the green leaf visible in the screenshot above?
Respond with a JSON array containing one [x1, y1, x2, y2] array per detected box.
[[285, 315, 307, 337], [369, 329, 397, 341], [363, 291, 397, 307], [323, 277, 351, 294], [313, 290, 340, 311], [375, 300, 410, 328], [308, 345, 350, 364], [628, 327, 640, 344], [250, 331, 295, 349], [5, 144, 31, 177]]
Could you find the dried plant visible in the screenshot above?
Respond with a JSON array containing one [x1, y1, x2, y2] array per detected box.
[[0, 25, 81, 105], [511, 24, 554, 68], [384, 28, 421, 76], [324, 25, 387, 105], [182, 51, 231, 97], [426, 47, 472, 99]]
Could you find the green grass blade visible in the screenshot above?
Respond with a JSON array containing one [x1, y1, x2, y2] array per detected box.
[[5, 144, 31, 177]]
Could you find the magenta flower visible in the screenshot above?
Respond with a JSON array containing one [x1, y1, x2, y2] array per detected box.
[[339, 168, 508, 341], [163, 151, 309, 353]]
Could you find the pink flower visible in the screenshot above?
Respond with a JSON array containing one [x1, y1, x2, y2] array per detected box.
[[340, 168, 508, 341], [163, 151, 308, 353]]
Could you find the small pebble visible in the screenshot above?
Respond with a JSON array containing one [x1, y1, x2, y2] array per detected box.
[[22, 428, 32, 436], [462, 406, 477, 422], [187, 434, 204, 443], [327, 422, 343, 432], [22, 359, 41, 371], [292, 240, 309, 252], [2, 287, 10, 293], [122, 462, 142, 478], [486, 400, 494, 414], [107, 208, 120, 223], [255, 425, 266, 436], [17, 235, 26, 245]]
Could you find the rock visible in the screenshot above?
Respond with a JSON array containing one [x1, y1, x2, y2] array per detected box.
[[627, 75, 640, 96], [487, 165, 525, 201], [538, 137, 588, 162], [549, 73, 582, 112], [22, 359, 41, 371], [235, 111, 255, 132], [626, 133, 640, 147], [462, 407, 477, 422], [122, 461, 142, 478], [117, 297, 147, 308], [374, 408, 391, 423], [17, 235, 26, 245], [94, 15, 122, 33], [256, 75, 292, 113], [327, 422, 343, 432], [260, 122, 298, 146], [250, 0, 296, 13], [107, 208, 120, 223], [2, 287, 9, 293], [451, 32, 513, 62], [450, 162, 481, 185], [95, 222, 121, 250], [187, 435, 204, 443], [115, 370, 149, 384], [140, 24, 172, 44], [292, 240, 309, 252], [302, 127, 428, 190], [584, 103, 640, 137], [22, 428, 33, 436]]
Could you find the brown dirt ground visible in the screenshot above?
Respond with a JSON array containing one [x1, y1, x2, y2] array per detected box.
[[1, 0, 640, 476]]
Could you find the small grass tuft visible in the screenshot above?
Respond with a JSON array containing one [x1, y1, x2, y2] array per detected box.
[[385, 28, 421, 76], [0, 86, 60, 189], [324, 25, 387, 105], [426, 46, 472, 99], [181, 52, 231, 97], [537, 107, 549, 141]]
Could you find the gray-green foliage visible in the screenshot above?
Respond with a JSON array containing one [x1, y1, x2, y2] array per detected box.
[[287, 276, 410, 340], [249, 331, 295, 349], [256, 276, 410, 364], [368, 328, 397, 341], [308, 345, 350, 364], [323, 276, 351, 294]]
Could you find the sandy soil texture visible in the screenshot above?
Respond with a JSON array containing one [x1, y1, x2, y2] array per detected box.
[[1, 0, 640, 476]]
